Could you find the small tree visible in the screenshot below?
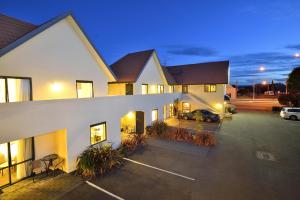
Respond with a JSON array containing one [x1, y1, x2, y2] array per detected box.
[[287, 67, 300, 93]]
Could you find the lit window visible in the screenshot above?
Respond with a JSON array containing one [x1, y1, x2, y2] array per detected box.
[[148, 84, 157, 94], [0, 77, 31, 103], [204, 84, 217, 92], [158, 85, 164, 94], [182, 102, 190, 113], [142, 84, 148, 94], [169, 104, 174, 116], [182, 85, 188, 93], [169, 85, 174, 93], [152, 109, 158, 121], [77, 81, 93, 98], [126, 84, 133, 95], [90, 122, 107, 145]]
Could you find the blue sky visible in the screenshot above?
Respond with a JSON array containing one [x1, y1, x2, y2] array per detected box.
[[1, 0, 300, 85]]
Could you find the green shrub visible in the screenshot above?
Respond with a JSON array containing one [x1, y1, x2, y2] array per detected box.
[[76, 144, 123, 180], [148, 121, 168, 136], [194, 132, 216, 147]]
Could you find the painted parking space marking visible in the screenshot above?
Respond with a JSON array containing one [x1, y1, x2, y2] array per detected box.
[[123, 157, 196, 181], [256, 151, 275, 161], [86, 181, 125, 200]]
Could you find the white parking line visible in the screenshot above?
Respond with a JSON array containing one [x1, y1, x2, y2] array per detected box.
[[123, 157, 196, 181], [86, 181, 125, 200]]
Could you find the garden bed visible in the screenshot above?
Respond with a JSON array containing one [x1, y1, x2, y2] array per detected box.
[[146, 121, 217, 147]]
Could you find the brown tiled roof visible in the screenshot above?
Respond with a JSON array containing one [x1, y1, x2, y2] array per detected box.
[[166, 61, 229, 84], [161, 65, 177, 85], [0, 13, 37, 49], [110, 49, 154, 82]]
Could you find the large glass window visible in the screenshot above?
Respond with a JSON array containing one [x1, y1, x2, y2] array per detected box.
[[0, 77, 32, 103], [152, 109, 158, 122], [158, 85, 164, 94], [169, 85, 174, 93], [76, 81, 93, 98], [90, 122, 107, 145], [182, 85, 188, 94], [142, 84, 148, 95], [182, 102, 191, 113], [204, 84, 217, 92], [125, 84, 133, 95], [0, 137, 33, 187]]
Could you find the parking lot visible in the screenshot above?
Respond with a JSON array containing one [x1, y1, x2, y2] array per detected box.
[[61, 111, 300, 200]]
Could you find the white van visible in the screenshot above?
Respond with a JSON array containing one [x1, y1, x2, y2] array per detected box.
[[280, 107, 300, 120]]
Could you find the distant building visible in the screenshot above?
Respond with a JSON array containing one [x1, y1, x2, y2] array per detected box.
[[226, 84, 237, 99]]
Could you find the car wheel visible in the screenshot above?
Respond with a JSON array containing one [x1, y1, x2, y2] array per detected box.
[[290, 115, 298, 121]]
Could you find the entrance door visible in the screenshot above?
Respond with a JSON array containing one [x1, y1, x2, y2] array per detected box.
[[135, 111, 144, 134]]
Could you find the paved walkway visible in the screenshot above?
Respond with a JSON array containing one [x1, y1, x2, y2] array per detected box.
[[165, 118, 219, 132], [0, 173, 82, 200]]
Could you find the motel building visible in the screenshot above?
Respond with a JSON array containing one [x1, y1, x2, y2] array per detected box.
[[0, 12, 229, 187]]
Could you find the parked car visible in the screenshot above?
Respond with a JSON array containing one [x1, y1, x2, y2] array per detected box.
[[280, 107, 300, 120], [180, 109, 220, 122]]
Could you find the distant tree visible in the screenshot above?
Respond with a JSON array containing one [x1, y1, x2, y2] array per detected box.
[[278, 93, 300, 107], [287, 67, 300, 93], [278, 67, 300, 107]]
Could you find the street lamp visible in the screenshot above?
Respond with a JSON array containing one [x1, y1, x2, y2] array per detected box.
[[253, 66, 266, 100], [294, 53, 300, 58], [259, 65, 265, 72]]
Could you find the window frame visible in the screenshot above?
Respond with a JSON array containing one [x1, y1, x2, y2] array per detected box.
[[0, 137, 34, 188], [157, 85, 164, 94], [204, 84, 217, 93], [141, 84, 148, 94], [0, 76, 33, 103], [182, 85, 188, 94], [76, 80, 94, 98], [125, 83, 134, 95], [90, 122, 107, 145], [169, 85, 174, 93]]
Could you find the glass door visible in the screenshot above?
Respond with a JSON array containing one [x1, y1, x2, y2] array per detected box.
[[0, 137, 33, 188]]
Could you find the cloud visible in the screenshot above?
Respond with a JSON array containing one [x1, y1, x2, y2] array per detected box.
[[162, 45, 218, 57], [285, 44, 300, 50], [229, 51, 300, 84]]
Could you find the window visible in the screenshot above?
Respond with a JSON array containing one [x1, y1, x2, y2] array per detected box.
[[0, 77, 32, 103], [169, 104, 174, 117], [0, 137, 34, 187], [148, 85, 157, 94], [152, 109, 158, 121], [142, 84, 148, 94], [204, 84, 217, 92], [90, 122, 107, 145], [182, 102, 191, 113], [158, 85, 164, 94], [182, 85, 188, 93], [76, 81, 93, 98], [169, 85, 174, 93], [126, 84, 133, 95]]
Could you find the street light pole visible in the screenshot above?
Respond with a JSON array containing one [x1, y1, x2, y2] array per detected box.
[[253, 80, 255, 101]]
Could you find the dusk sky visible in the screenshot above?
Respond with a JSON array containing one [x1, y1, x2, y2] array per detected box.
[[1, 0, 300, 85]]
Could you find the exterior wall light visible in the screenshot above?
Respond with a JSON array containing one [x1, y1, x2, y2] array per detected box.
[[51, 82, 62, 92]]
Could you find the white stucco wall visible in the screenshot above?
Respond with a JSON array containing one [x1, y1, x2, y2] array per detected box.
[[0, 93, 179, 172], [0, 17, 113, 100], [135, 53, 169, 94], [179, 84, 226, 114]]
